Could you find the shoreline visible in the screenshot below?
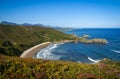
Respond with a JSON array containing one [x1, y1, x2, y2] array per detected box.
[[20, 42, 51, 58], [20, 40, 73, 58], [20, 38, 107, 58]]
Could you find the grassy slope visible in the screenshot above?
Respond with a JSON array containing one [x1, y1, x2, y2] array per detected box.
[[0, 55, 120, 79], [0, 24, 72, 56]]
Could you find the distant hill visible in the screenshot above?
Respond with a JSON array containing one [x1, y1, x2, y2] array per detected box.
[[1, 21, 19, 26], [0, 21, 44, 27], [0, 24, 72, 56], [0, 21, 76, 32], [53, 27, 76, 32]]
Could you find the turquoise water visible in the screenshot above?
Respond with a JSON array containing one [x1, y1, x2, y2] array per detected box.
[[36, 28, 120, 63]]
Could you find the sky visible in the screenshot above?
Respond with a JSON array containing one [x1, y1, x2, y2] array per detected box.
[[0, 0, 120, 28]]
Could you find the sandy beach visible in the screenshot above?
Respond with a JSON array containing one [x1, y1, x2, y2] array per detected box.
[[20, 42, 51, 58], [20, 40, 74, 58]]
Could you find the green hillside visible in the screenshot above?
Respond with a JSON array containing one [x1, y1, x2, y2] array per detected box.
[[0, 55, 120, 79], [0, 24, 72, 56]]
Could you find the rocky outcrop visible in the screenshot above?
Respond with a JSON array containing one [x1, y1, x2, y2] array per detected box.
[[76, 34, 108, 44]]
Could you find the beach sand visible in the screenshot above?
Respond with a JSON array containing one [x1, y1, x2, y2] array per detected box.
[[20, 42, 51, 58]]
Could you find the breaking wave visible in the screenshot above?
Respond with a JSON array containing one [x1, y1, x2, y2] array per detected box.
[[88, 57, 101, 63], [112, 50, 120, 53], [36, 43, 62, 60]]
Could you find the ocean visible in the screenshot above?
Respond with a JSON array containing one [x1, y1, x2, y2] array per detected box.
[[36, 28, 120, 63]]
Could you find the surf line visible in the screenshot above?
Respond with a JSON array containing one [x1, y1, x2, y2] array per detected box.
[[88, 57, 101, 63], [20, 42, 51, 58]]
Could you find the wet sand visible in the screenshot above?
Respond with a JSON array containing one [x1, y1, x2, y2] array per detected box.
[[20, 42, 51, 58]]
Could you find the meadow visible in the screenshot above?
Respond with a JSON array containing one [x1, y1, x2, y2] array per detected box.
[[0, 55, 120, 79]]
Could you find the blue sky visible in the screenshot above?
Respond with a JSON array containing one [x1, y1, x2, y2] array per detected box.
[[0, 0, 120, 28]]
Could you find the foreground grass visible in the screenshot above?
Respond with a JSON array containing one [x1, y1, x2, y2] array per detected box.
[[0, 55, 120, 79]]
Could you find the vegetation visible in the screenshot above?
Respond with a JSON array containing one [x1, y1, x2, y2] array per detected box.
[[0, 24, 119, 79], [0, 24, 73, 56], [0, 55, 120, 79]]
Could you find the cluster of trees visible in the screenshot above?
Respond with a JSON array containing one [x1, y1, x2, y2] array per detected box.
[[0, 41, 21, 56]]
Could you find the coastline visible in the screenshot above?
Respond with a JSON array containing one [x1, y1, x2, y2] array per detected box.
[[20, 38, 107, 58], [20, 40, 73, 58], [20, 42, 51, 58], [53, 40, 74, 43]]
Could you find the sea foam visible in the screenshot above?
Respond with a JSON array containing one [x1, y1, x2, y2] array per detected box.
[[36, 43, 62, 60], [112, 50, 120, 53], [88, 57, 101, 63]]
